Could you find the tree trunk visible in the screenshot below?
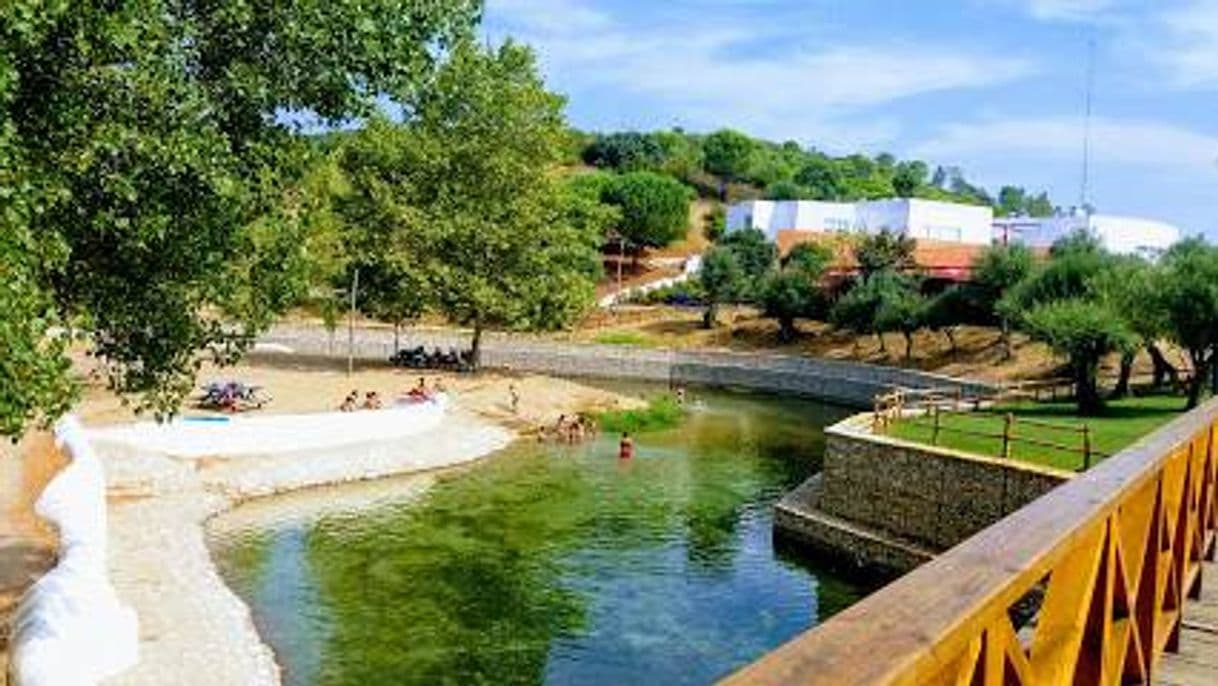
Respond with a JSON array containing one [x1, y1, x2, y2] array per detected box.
[[703, 302, 718, 329], [393, 321, 401, 355], [903, 331, 914, 361], [1186, 350, 1209, 409], [1148, 343, 1179, 389], [875, 332, 887, 354], [1075, 357, 1103, 416], [1110, 351, 1134, 399], [470, 324, 483, 371], [944, 327, 958, 354], [778, 316, 797, 343], [1000, 319, 1013, 361]]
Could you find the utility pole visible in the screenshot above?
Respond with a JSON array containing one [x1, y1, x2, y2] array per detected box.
[[347, 268, 359, 376]]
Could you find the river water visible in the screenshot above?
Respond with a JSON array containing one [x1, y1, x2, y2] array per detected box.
[[208, 387, 868, 685]]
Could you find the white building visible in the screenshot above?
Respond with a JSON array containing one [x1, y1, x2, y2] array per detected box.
[[993, 214, 1181, 257], [726, 198, 995, 246]]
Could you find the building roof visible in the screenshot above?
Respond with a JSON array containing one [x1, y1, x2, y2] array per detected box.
[[775, 230, 992, 282]]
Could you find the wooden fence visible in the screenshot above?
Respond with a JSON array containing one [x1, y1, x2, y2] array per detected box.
[[725, 396, 1218, 685]]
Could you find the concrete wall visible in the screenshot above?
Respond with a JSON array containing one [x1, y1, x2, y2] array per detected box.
[[776, 414, 1071, 574], [260, 325, 993, 408]]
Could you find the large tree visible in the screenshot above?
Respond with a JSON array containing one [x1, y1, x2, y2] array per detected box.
[[391, 41, 602, 368], [602, 171, 692, 250], [0, 0, 479, 434], [702, 129, 756, 185], [698, 248, 745, 329], [1022, 299, 1136, 415]]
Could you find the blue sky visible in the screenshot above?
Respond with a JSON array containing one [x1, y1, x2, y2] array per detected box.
[[483, 0, 1218, 238]]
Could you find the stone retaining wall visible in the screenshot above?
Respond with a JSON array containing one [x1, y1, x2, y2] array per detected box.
[[776, 414, 1073, 575], [260, 324, 993, 408]]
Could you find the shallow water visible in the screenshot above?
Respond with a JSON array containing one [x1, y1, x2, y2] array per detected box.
[[209, 387, 867, 686]]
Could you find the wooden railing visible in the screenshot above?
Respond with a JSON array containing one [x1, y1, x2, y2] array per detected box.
[[900, 406, 1105, 471], [726, 396, 1218, 685]]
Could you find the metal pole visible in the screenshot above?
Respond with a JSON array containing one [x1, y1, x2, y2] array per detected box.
[[348, 268, 359, 376]]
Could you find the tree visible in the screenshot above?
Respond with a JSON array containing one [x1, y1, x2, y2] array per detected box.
[[1091, 256, 1167, 398], [719, 229, 778, 301], [854, 230, 917, 280], [765, 179, 805, 200], [1021, 299, 1136, 415], [874, 278, 928, 361], [972, 244, 1035, 358], [1158, 239, 1218, 408], [393, 41, 602, 368], [892, 161, 928, 197], [760, 243, 833, 342], [582, 132, 666, 171], [698, 248, 745, 328], [703, 129, 756, 185], [602, 171, 692, 250], [0, 0, 480, 435], [924, 286, 973, 353], [795, 155, 847, 200]]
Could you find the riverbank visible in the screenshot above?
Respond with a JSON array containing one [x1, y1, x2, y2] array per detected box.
[[3, 358, 643, 685]]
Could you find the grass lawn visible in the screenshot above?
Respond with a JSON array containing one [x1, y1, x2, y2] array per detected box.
[[593, 329, 657, 347], [885, 394, 1187, 472]]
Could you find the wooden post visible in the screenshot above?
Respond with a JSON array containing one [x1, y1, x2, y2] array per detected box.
[[1001, 413, 1014, 459], [954, 386, 962, 411], [1082, 424, 1092, 471], [932, 405, 942, 446]]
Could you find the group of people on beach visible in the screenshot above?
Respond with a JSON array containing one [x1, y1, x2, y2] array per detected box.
[[338, 377, 447, 412], [339, 390, 383, 412], [538, 414, 598, 444]]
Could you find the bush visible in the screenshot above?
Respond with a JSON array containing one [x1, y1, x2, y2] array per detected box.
[[596, 396, 685, 433], [628, 280, 704, 306], [593, 330, 653, 346]]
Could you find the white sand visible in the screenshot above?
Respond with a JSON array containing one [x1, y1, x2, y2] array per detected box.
[[93, 407, 513, 686]]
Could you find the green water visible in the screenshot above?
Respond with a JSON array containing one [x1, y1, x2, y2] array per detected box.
[[209, 387, 867, 685]]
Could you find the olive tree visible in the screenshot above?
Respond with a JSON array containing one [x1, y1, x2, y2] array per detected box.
[[760, 243, 833, 342], [1022, 300, 1136, 415], [698, 248, 746, 329], [1158, 239, 1218, 408]]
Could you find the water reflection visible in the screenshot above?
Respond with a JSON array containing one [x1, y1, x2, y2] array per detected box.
[[210, 387, 864, 686]]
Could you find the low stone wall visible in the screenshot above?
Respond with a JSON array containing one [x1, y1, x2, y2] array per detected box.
[[776, 414, 1073, 575], [260, 324, 993, 408]]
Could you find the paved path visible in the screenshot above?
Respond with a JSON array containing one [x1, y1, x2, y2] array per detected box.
[[1156, 558, 1218, 685]]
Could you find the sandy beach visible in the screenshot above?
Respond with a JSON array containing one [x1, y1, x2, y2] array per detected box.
[[2, 356, 644, 685]]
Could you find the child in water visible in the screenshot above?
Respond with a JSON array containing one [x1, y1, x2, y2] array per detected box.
[[619, 432, 634, 459]]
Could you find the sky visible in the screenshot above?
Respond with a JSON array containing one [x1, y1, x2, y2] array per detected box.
[[482, 0, 1218, 238]]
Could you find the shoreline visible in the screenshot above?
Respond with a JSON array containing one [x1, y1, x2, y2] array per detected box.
[[84, 367, 641, 686]]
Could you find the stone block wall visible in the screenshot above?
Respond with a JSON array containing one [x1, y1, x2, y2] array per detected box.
[[774, 414, 1071, 570], [260, 324, 993, 408]]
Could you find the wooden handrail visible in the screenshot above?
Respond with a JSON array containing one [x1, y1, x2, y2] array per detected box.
[[727, 396, 1218, 685]]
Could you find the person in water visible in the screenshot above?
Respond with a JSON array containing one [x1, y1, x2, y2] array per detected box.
[[619, 432, 634, 459]]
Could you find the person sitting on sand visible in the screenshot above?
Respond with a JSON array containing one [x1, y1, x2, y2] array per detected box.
[[363, 391, 383, 410], [509, 384, 520, 414], [407, 377, 430, 400], [339, 391, 359, 412]]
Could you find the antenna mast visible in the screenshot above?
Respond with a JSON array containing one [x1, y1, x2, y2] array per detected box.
[[1080, 32, 1096, 213]]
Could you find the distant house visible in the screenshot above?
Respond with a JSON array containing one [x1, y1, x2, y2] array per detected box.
[[726, 198, 995, 246], [993, 213, 1181, 258]]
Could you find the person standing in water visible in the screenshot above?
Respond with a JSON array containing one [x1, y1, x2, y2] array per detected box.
[[619, 432, 634, 459]]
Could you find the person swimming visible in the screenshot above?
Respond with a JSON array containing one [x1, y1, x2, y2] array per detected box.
[[619, 432, 634, 459]]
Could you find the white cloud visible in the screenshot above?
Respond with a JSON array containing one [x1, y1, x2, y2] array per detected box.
[[983, 0, 1120, 21], [1154, 0, 1218, 88], [913, 116, 1218, 170], [486, 0, 1035, 149]]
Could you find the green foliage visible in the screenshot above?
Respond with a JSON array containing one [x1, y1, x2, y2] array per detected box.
[[995, 186, 1055, 217], [596, 396, 685, 434], [764, 179, 805, 200], [698, 248, 746, 327], [389, 41, 602, 365], [582, 131, 667, 171], [592, 330, 655, 347], [854, 230, 917, 279], [719, 229, 778, 294], [874, 280, 929, 360], [973, 243, 1035, 315], [1157, 239, 1218, 407], [704, 204, 727, 243], [702, 129, 757, 181], [602, 171, 692, 249], [0, 0, 479, 434], [1022, 299, 1136, 414], [630, 279, 705, 306], [831, 272, 920, 346]]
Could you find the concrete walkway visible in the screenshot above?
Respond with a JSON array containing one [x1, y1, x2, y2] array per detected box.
[[1156, 558, 1218, 685]]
